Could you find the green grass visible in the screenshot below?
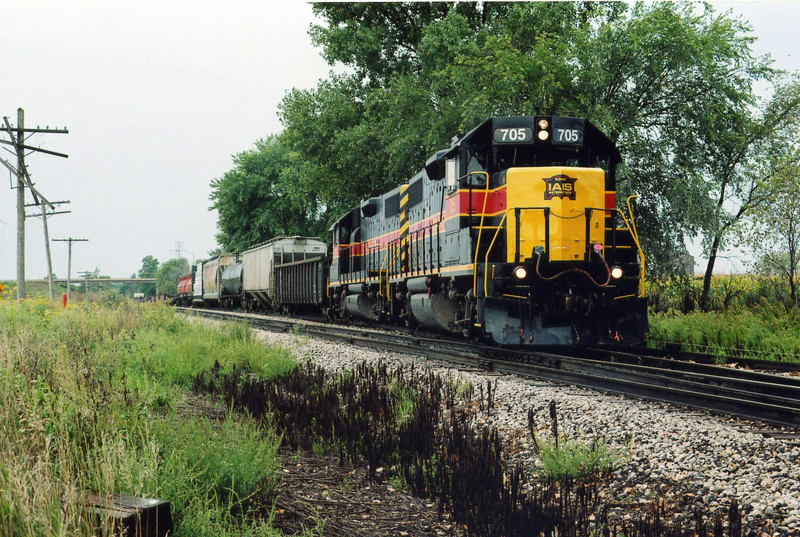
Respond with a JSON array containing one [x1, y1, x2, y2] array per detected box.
[[387, 379, 417, 427], [536, 438, 619, 482], [153, 415, 281, 530], [645, 274, 800, 361], [0, 299, 297, 537], [648, 307, 800, 362]]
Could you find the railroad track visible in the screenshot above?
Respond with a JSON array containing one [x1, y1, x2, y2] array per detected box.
[[179, 307, 800, 431], [560, 343, 800, 373]]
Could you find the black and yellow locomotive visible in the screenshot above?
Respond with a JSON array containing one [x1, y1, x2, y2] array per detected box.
[[328, 116, 647, 345]]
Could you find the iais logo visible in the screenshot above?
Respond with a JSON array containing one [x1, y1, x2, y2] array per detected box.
[[542, 174, 577, 200]]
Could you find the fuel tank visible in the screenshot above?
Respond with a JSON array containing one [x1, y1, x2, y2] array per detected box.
[[344, 293, 379, 321], [408, 293, 461, 334]]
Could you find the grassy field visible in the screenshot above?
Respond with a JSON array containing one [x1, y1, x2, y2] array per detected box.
[[649, 309, 800, 361], [0, 290, 750, 535], [0, 298, 297, 536], [0, 297, 622, 537], [1, 281, 83, 302], [647, 275, 800, 361]]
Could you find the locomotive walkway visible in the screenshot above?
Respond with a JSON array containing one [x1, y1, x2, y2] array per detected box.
[[179, 307, 800, 431]]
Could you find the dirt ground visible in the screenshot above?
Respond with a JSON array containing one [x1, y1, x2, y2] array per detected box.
[[268, 448, 460, 537]]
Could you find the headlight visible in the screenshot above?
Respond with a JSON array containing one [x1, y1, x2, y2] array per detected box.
[[611, 266, 623, 279], [537, 130, 549, 141], [513, 266, 528, 279]]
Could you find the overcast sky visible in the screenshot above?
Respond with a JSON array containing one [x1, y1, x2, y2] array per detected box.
[[1, 1, 799, 281]]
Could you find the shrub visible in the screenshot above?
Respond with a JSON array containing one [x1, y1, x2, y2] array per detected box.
[[537, 438, 618, 482], [649, 309, 800, 361]]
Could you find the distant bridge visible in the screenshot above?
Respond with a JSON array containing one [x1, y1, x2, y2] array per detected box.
[[28, 278, 156, 285]]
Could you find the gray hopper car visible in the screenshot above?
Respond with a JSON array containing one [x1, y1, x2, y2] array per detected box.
[[274, 255, 329, 313], [241, 236, 327, 311]]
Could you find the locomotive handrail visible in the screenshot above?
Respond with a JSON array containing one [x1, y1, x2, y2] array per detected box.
[[602, 198, 646, 298], [378, 245, 390, 298], [626, 195, 641, 244], [470, 171, 492, 299], [625, 195, 646, 297], [480, 205, 646, 299], [481, 209, 511, 298], [379, 238, 404, 299], [481, 206, 555, 298]]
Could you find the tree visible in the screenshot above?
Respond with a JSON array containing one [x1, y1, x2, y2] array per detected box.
[[696, 76, 800, 310], [210, 135, 329, 252], [570, 2, 771, 277], [308, 3, 545, 89], [276, 2, 797, 277], [280, 3, 626, 211], [138, 255, 159, 297], [744, 163, 800, 310], [157, 258, 190, 297], [309, 2, 456, 86], [118, 276, 134, 298], [208, 2, 800, 279]]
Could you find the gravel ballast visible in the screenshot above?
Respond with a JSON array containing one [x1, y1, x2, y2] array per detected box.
[[251, 325, 800, 535]]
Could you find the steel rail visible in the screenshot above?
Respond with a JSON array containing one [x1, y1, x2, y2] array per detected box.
[[586, 344, 800, 373], [521, 345, 800, 391], [507, 347, 800, 396]]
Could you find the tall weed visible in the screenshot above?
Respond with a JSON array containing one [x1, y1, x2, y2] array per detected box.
[[647, 274, 800, 360], [649, 308, 800, 361], [0, 299, 290, 536]]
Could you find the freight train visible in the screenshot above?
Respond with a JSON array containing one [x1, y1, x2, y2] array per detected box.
[[180, 116, 647, 345]]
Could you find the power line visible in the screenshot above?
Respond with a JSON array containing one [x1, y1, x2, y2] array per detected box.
[[1, 108, 69, 299], [172, 240, 185, 259]]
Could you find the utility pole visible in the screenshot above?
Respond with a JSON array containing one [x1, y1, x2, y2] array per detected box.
[[16, 109, 24, 299], [29, 201, 71, 300], [78, 270, 93, 302], [53, 237, 87, 301], [0, 108, 68, 299]]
